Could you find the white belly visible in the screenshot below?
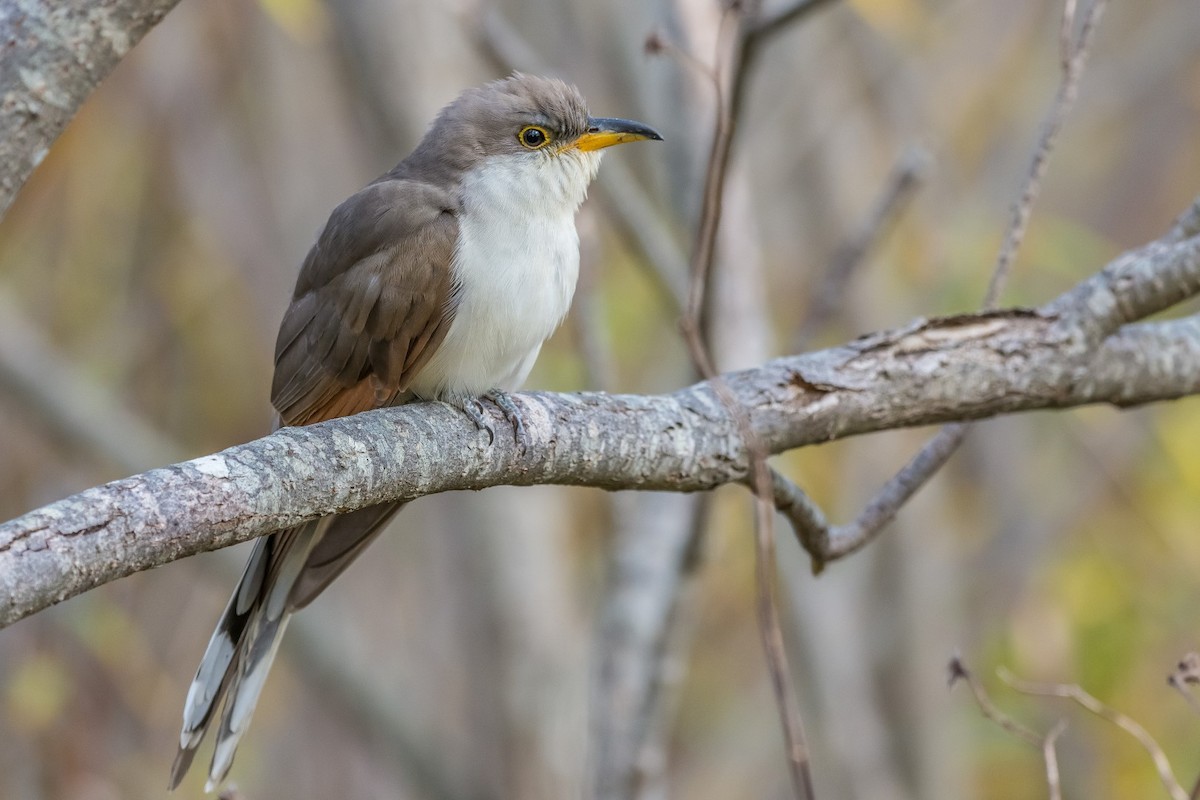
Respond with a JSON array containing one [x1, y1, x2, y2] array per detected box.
[[410, 154, 592, 398]]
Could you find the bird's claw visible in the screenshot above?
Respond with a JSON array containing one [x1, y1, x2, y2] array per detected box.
[[453, 397, 496, 445], [446, 392, 527, 451], [484, 390, 529, 454]]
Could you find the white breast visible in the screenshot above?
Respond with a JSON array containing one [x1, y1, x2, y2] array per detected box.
[[411, 149, 601, 399]]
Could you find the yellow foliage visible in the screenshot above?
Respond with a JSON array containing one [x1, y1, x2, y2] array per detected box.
[[5, 654, 72, 733], [848, 0, 925, 38], [256, 0, 328, 44]]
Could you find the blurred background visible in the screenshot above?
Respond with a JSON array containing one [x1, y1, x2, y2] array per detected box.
[[3, 0, 1200, 798]]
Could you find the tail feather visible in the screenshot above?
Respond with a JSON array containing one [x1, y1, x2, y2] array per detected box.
[[169, 521, 320, 791], [288, 502, 404, 609], [170, 502, 404, 791], [207, 612, 292, 791]]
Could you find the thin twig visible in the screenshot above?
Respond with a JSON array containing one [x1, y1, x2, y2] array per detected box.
[[948, 656, 1068, 800], [752, 468, 814, 798], [1059, 0, 1079, 69], [666, 3, 829, 795], [1000, 668, 1190, 800], [795, 146, 930, 350], [984, 0, 1108, 309], [772, 425, 970, 571], [752, 0, 842, 40], [702, 368, 813, 797], [1044, 718, 1068, 800], [731, 0, 842, 124], [948, 656, 1042, 747], [644, 29, 718, 87], [681, 6, 740, 355], [685, 0, 842, 339], [669, 0, 831, 346], [1167, 647, 1200, 795], [1167, 652, 1200, 717]]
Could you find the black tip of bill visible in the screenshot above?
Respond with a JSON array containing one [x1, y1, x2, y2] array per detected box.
[[588, 116, 663, 140], [576, 117, 663, 151]]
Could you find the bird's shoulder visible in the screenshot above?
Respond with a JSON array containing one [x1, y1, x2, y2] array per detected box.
[[294, 177, 460, 296]]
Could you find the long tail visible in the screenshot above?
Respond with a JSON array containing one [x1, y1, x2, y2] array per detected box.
[[169, 502, 403, 791]]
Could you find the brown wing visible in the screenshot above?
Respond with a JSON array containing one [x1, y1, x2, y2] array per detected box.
[[271, 178, 461, 426]]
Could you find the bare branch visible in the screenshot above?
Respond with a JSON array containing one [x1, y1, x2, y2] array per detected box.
[[0, 0, 180, 221], [949, 656, 1067, 800], [679, 8, 739, 358], [751, 0, 843, 41], [752, 476, 814, 798], [1167, 652, 1200, 717], [1000, 668, 1190, 800], [1059, 0, 1079, 67], [948, 656, 1043, 747], [984, 0, 1108, 309], [730, 0, 842, 124], [0, 311, 1196, 628], [770, 424, 969, 569], [795, 147, 929, 349], [1044, 719, 1068, 800], [770, 204, 1200, 570]]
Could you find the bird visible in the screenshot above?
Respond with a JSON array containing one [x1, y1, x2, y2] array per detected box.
[[168, 73, 661, 791]]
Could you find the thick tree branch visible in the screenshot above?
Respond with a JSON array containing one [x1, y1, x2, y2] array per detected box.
[[3, 214, 1200, 627], [0, 0, 180, 219]]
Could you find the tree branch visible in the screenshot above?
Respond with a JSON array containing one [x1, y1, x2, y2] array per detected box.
[[948, 656, 1067, 800], [3, 210, 1200, 627], [1000, 667, 1190, 800], [0, 0, 180, 219]]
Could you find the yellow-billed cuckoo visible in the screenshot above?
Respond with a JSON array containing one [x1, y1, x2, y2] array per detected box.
[[169, 73, 660, 790]]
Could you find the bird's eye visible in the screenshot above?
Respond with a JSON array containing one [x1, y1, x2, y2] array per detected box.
[[518, 125, 551, 149]]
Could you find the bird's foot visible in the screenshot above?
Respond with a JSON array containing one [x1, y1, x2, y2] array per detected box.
[[484, 390, 529, 454], [446, 395, 497, 445], [443, 391, 527, 452]]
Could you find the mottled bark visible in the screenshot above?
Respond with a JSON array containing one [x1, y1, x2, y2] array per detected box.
[[0, 0, 179, 218], [3, 210, 1200, 627]]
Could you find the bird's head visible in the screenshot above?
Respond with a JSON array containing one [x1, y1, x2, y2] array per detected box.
[[414, 73, 661, 207]]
